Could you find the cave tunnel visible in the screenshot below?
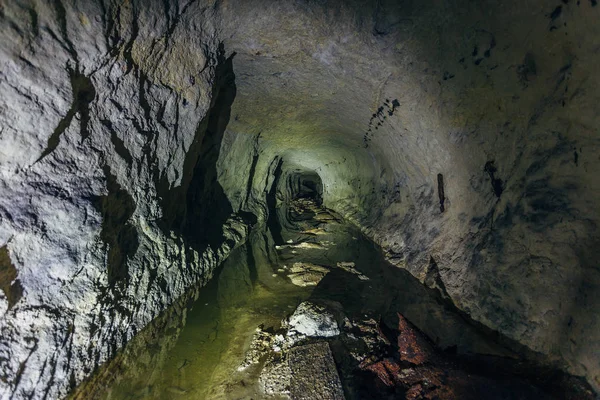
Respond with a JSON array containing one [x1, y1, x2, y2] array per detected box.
[[0, 0, 599, 399], [290, 170, 323, 204]]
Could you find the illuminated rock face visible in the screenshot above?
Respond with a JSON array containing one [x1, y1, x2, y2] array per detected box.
[[0, 2, 251, 398], [0, 0, 599, 397]]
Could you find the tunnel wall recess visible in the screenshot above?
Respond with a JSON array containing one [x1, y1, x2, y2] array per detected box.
[[0, 0, 599, 397]]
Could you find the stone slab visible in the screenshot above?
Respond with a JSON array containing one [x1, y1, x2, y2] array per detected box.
[[288, 342, 345, 400]]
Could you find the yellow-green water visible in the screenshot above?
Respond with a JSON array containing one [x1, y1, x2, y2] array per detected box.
[[72, 205, 512, 399], [95, 241, 313, 399]]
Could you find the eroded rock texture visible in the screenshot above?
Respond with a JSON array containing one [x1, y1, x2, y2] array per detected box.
[[0, 1, 250, 398], [0, 0, 599, 397], [218, 0, 600, 392]]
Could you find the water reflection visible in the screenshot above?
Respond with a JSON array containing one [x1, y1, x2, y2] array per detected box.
[[70, 203, 520, 399]]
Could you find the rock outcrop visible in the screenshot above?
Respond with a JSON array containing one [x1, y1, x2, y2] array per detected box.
[[0, 2, 252, 398]]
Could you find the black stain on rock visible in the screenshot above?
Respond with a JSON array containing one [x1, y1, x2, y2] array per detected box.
[[520, 178, 573, 230], [550, 5, 563, 20], [93, 165, 138, 286], [443, 71, 455, 81], [484, 161, 504, 198], [363, 99, 400, 147], [466, 32, 496, 66], [591, 0, 597, 6], [557, 62, 572, 88], [437, 173, 446, 213], [574, 150, 579, 166], [0, 245, 23, 309], [518, 52, 537, 86]]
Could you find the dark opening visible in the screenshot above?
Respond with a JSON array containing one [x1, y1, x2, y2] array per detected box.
[[265, 166, 324, 245], [291, 171, 323, 205]]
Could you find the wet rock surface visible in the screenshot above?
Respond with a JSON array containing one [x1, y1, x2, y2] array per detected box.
[[356, 314, 597, 400], [250, 297, 596, 400], [253, 300, 595, 400], [69, 198, 594, 399], [255, 200, 597, 399], [220, 2, 600, 391], [288, 342, 345, 400], [286, 262, 331, 287], [0, 2, 255, 397], [287, 301, 340, 340]]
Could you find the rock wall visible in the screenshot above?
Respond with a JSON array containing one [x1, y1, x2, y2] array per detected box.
[[0, 1, 251, 398], [364, 2, 600, 389], [217, 0, 600, 391]]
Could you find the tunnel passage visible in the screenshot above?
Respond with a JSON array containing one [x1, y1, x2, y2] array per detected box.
[[71, 173, 596, 400], [263, 157, 335, 245], [289, 170, 323, 205], [0, 0, 599, 398]]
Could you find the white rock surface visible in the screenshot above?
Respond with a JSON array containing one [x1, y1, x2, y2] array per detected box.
[[0, 2, 251, 398], [287, 301, 340, 340]]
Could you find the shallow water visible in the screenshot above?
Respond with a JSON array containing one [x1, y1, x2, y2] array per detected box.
[[83, 237, 313, 399], [71, 203, 516, 399]]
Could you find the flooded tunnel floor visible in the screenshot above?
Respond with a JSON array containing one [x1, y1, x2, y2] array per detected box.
[[70, 199, 595, 400]]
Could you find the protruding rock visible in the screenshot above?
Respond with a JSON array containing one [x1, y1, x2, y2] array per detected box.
[[397, 313, 434, 364], [287, 301, 340, 340]]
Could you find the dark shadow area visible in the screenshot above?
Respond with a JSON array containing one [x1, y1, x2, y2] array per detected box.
[[92, 165, 138, 286], [155, 44, 240, 252], [184, 47, 237, 250], [298, 231, 594, 399], [297, 240, 594, 400], [266, 159, 284, 245], [266, 167, 325, 246], [293, 171, 323, 205], [36, 67, 96, 163], [0, 245, 23, 310], [68, 197, 596, 400]]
